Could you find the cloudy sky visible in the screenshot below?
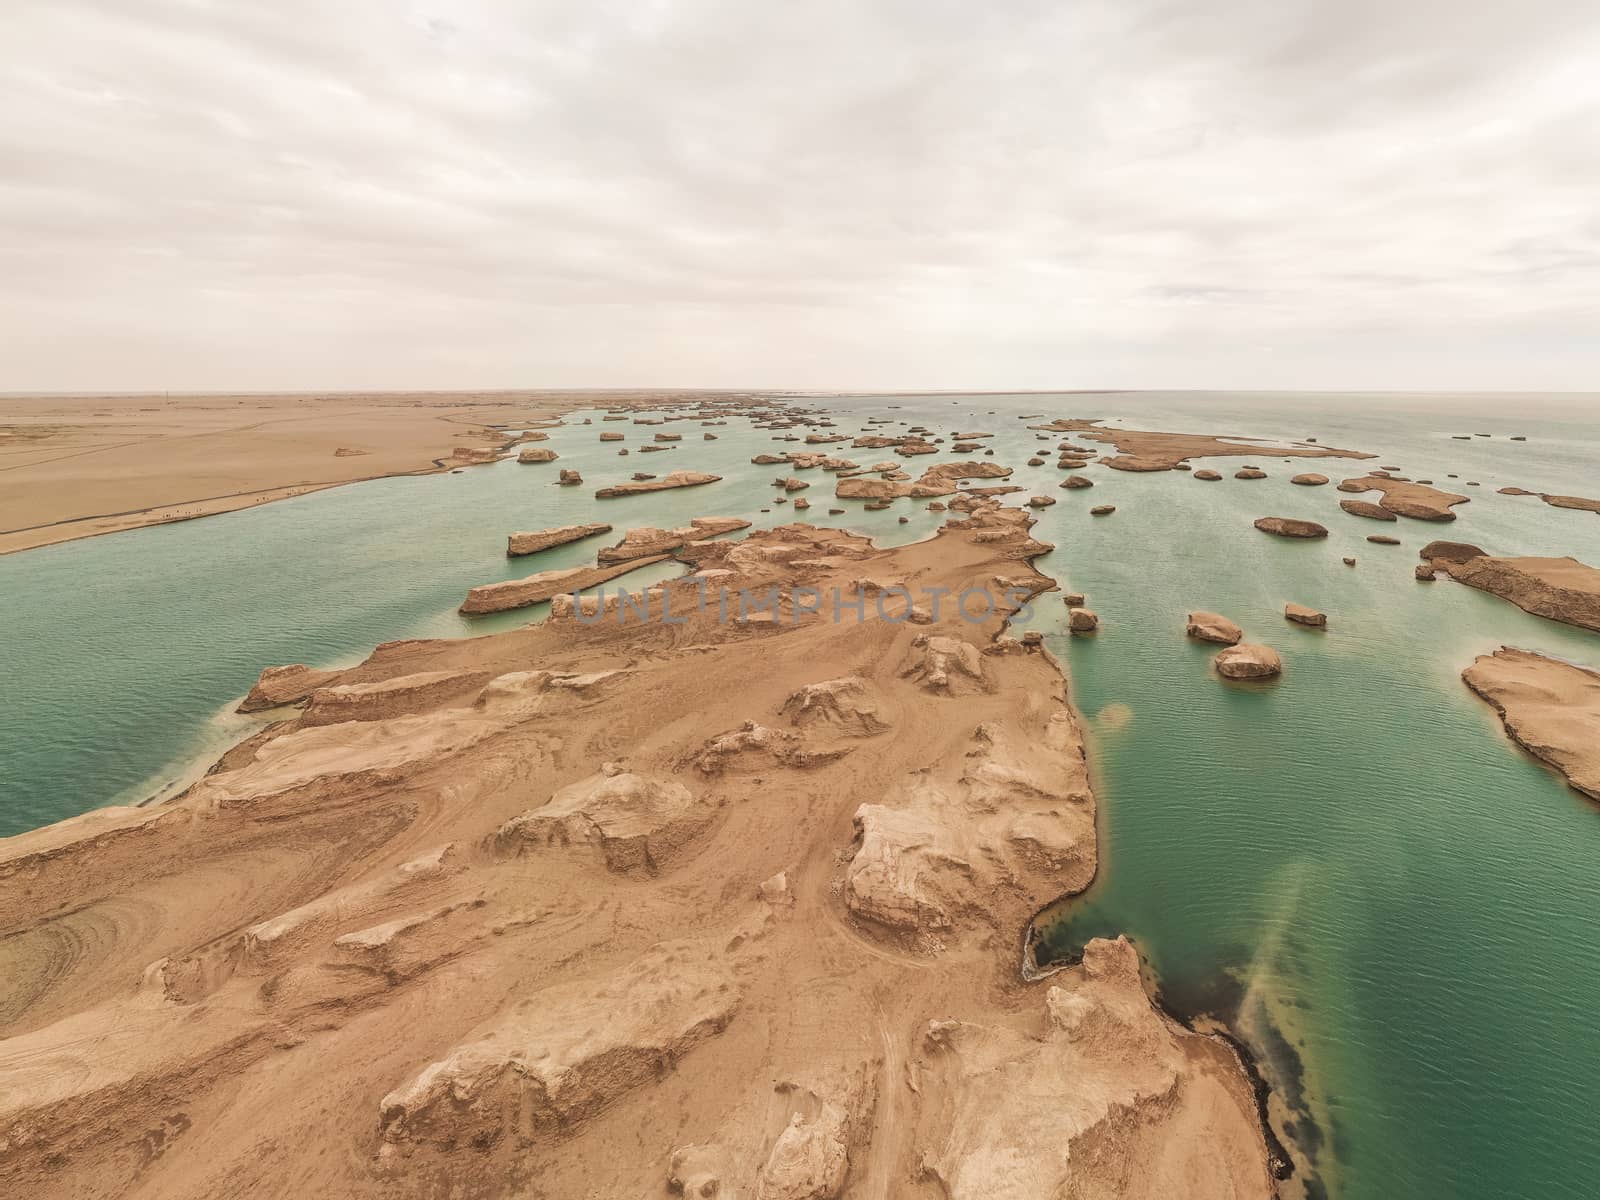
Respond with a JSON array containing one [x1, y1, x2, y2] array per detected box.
[[3, 0, 1597, 392]]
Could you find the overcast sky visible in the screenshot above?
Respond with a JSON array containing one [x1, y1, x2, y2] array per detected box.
[[3, 0, 1597, 392]]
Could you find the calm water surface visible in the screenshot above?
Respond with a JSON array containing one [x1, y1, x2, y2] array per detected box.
[[2, 390, 1598, 1200]]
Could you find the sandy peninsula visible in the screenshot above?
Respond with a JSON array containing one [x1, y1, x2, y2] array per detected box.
[[0, 390, 732, 555], [0, 504, 1275, 1199], [1463, 647, 1600, 800]]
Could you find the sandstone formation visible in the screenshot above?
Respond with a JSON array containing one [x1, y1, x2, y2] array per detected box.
[[1285, 603, 1327, 627], [1060, 475, 1093, 489], [779, 676, 889, 736], [1367, 535, 1401, 545], [1254, 517, 1328, 539], [1291, 473, 1329, 485], [1418, 540, 1487, 563], [1025, 416, 1372, 471], [1027, 495, 1055, 508], [495, 769, 714, 874], [1214, 643, 1283, 679], [1194, 469, 1222, 481], [0, 508, 1278, 1200], [1235, 467, 1266, 480], [909, 936, 1275, 1200], [1338, 475, 1468, 521], [517, 447, 559, 464], [594, 470, 720, 498], [558, 468, 582, 485], [302, 670, 495, 727], [460, 556, 671, 614], [836, 460, 1011, 501], [1089, 504, 1115, 515], [1186, 611, 1243, 645], [378, 940, 739, 1148], [505, 522, 612, 558], [600, 431, 624, 441], [1339, 499, 1397, 522], [596, 517, 751, 564], [844, 711, 1093, 947], [1428, 553, 1600, 633], [238, 663, 342, 712], [1462, 647, 1600, 800], [1068, 607, 1099, 632]]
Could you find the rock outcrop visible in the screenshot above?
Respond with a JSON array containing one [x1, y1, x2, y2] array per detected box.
[[1419, 540, 1487, 563], [302, 670, 494, 727], [1338, 476, 1468, 521], [517, 447, 559, 464], [594, 470, 720, 498], [909, 936, 1274, 1200], [780, 676, 889, 736], [1291, 473, 1329, 485], [378, 941, 738, 1148], [1339, 499, 1397, 522], [1186, 612, 1243, 645], [238, 663, 341, 712], [1253, 517, 1328, 539], [506, 522, 613, 557], [596, 518, 751, 564], [494, 769, 714, 874], [1431, 554, 1600, 633], [901, 635, 987, 693], [460, 556, 671, 614], [1285, 603, 1326, 628], [1214, 643, 1282, 679]]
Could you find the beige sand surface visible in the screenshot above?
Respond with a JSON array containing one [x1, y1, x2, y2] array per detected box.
[[0, 390, 719, 555], [0, 505, 1275, 1199], [1463, 647, 1600, 800]]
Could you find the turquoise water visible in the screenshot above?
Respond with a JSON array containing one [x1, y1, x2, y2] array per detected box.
[[3, 391, 1599, 1199]]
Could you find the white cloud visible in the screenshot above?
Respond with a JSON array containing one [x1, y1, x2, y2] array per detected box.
[[1, 0, 1597, 391]]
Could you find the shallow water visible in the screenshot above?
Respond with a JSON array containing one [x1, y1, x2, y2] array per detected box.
[[3, 390, 1599, 1199]]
